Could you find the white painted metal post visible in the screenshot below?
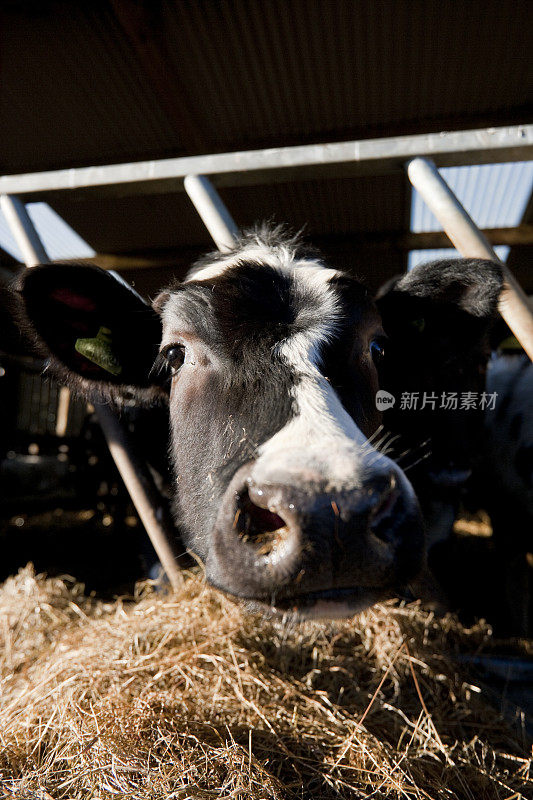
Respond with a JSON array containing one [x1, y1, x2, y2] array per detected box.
[[0, 195, 49, 266], [2, 194, 183, 591], [184, 174, 240, 251], [406, 157, 533, 362]]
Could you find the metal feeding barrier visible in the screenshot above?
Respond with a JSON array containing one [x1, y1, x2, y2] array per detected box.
[[2, 124, 532, 584], [0, 196, 184, 592]]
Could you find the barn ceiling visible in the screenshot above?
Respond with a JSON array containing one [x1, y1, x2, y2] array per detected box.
[[0, 0, 532, 293]]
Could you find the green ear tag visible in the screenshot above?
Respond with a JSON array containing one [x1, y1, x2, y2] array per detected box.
[[75, 326, 123, 376]]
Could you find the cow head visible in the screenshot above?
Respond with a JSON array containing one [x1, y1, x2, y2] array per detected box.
[[15, 228, 503, 617], [376, 259, 503, 502]]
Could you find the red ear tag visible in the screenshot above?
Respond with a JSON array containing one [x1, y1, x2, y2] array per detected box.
[[51, 288, 97, 312]]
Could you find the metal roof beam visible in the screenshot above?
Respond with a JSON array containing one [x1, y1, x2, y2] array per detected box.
[[403, 224, 533, 250], [81, 225, 533, 271], [0, 125, 531, 200]]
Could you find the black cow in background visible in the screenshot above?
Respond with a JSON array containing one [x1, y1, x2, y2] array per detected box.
[[375, 260, 504, 540], [12, 227, 505, 619], [378, 282, 533, 635], [469, 349, 533, 634]]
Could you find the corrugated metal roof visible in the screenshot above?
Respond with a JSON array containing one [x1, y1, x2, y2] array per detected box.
[[412, 163, 533, 233], [1, 1, 531, 173], [0, 1, 531, 292]]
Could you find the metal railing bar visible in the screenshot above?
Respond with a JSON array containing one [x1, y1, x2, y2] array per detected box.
[[406, 157, 533, 361], [0, 125, 531, 199]]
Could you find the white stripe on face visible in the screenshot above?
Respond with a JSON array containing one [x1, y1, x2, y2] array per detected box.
[[253, 368, 371, 491], [250, 267, 388, 491]]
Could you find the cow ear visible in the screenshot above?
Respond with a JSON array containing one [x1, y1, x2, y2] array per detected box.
[[375, 258, 504, 350], [16, 263, 165, 402], [375, 259, 504, 486]]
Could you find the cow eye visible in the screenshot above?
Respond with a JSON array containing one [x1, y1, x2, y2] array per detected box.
[[370, 339, 386, 364], [163, 344, 186, 373]]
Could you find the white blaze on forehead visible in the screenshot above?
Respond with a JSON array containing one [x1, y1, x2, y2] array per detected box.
[[185, 237, 335, 283], [253, 269, 381, 491], [254, 368, 371, 489], [164, 238, 341, 347], [249, 261, 399, 490], [254, 349, 408, 494]]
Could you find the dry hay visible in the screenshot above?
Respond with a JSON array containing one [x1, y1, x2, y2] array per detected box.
[[0, 565, 531, 799]]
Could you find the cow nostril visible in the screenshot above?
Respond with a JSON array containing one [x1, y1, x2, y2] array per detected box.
[[368, 472, 402, 543], [234, 489, 288, 556]]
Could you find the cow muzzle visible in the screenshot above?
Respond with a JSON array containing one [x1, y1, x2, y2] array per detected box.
[[206, 461, 425, 618]]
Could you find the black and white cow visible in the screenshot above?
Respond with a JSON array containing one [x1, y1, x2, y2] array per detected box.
[[14, 227, 504, 618]]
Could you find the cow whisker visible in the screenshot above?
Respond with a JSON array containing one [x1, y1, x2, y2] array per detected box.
[[402, 451, 432, 473], [366, 424, 384, 445], [395, 439, 431, 466]]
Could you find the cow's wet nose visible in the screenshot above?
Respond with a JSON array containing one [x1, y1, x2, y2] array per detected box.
[[242, 470, 401, 550], [207, 462, 420, 603]]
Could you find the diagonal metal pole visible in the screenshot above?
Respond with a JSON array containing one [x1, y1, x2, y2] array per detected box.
[[406, 158, 533, 362], [0, 195, 49, 266], [1, 193, 183, 591], [184, 175, 240, 251]]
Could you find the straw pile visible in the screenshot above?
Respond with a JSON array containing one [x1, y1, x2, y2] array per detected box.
[[1, 565, 531, 799]]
